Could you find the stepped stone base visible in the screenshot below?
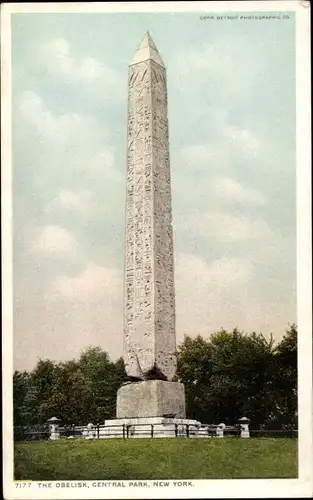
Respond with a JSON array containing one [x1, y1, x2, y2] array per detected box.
[[101, 416, 204, 438], [116, 380, 186, 419]]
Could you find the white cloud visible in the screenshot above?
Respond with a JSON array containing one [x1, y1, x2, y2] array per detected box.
[[32, 225, 77, 255], [214, 177, 266, 206], [43, 37, 72, 73], [58, 188, 90, 210], [174, 252, 294, 344], [179, 108, 260, 180], [222, 124, 260, 159], [90, 150, 114, 171], [175, 35, 265, 102], [175, 253, 254, 338], [207, 256, 254, 285], [51, 188, 91, 213], [18, 90, 98, 142], [205, 212, 271, 242], [15, 262, 124, 371], [89, 149, 122, 181], [17, 90, 117, 185], [53, 262, 123, 302], [176, 254, 253, 289], [177, 212, 271, 243], [40, 37, 117, 86], [181, 144, 230, 170]]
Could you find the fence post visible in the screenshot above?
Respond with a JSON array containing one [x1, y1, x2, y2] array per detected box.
[[186, 424, 189, 438], [175, 424, 178, 438], [87, 423, 96, 439], [96, 423, 100, 439], [47, 417, 60, 440], [126, 425, 129, 438], [122, 424, 125, 439], [238, 417, 250, 438], [216, 424, 225, 438], [151, 424, 154, 438]]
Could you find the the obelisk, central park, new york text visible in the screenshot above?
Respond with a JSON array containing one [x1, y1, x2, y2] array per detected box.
[[116, 31, 186, 419]]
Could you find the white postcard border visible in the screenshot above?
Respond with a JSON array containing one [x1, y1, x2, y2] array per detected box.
[[1, 1, 312, 499]]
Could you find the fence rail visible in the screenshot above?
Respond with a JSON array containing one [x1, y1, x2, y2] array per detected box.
[[14, 422, 298, 442], [14, 426, 50, 442]]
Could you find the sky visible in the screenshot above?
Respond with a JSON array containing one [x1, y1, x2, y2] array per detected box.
[[11, 12, 296, 371]]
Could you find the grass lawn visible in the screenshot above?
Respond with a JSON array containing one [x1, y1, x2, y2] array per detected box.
[[14, 438, 297, 481]]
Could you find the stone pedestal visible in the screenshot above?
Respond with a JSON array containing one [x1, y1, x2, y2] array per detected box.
[[116, 380, 186, 419], [101, 416, 203, 439]]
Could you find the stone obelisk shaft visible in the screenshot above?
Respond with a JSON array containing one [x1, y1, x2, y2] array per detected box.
[[124, 32, 176, 382]]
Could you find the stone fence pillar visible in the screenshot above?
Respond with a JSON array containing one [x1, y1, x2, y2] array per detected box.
[[87, 423, 96, 439], [216, 423, 225, 438], [238, 417, 250, 438], [47, 417, 60, 440]]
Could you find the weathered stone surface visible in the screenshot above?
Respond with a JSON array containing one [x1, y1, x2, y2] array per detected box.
[[116, 381, 186, 419], [124, 31, 176, 382], [102, 416, 202, 438], [105, 417, 199, 426]]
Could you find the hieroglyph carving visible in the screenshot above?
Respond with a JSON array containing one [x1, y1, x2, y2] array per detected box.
[[124, 55, 176, 382]]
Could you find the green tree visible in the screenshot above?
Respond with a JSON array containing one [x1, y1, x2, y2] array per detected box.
[[177, 335, 214, 422], [13, 347, 127, 426], [265, 324, 297, 429], [177, 329, 278, 428], [13, 371, 30, 426], [78, 346, 126, 422], [14, 360, 59, 425], [13, 327, 297, 430]]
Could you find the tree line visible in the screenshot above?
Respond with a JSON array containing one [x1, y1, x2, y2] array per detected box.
[[13, 325, 297, 430]]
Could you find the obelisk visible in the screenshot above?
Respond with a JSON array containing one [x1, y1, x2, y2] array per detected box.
[[116, 31, 186, 419]]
